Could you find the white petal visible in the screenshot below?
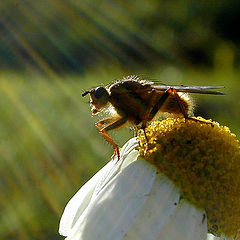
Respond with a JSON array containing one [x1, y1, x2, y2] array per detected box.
[[93, 137, 139, 198], [207, 234, 218, 240], [60, 136, 209, 240], [66, 158, 157, 240], [59, 137, 139, 236], [122, 173, 180, 240], [157, 200, 207, 240], [206, 233, 234, 240], [59, 159, 114, 236]]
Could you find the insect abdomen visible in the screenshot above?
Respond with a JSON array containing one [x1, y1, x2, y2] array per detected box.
[[161, 93, 192, 116]]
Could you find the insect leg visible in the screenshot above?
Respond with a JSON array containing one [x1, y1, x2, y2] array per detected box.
[[141, 121, 150, 153], [150, 88, 212, 125], [96, 117, 127, 161], [97, 118, 115, 126], [169, 88, 189, 118], [148, 88, 174, 120], [139, 89, 174, 153], [169, 89, 214, 125]]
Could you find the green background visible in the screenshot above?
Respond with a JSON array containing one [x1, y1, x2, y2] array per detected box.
[[0, 1, 239, 239]]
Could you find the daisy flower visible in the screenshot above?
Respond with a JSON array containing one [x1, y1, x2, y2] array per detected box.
[[59, 117, 240, 240]]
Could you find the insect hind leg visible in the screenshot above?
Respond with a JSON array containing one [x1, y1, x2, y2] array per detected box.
[[186, 116, 214, 126], [169, 89, 213, 126], [149, 88, 190, 120]]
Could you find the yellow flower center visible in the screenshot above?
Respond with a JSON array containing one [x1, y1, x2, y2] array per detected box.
[[137, 117, 240, 239]]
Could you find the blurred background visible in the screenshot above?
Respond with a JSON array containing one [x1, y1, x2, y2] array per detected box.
[[0, 0, 239, 239]]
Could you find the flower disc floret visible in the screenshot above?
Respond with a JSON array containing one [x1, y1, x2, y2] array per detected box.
[[137, 117, 240, 239]]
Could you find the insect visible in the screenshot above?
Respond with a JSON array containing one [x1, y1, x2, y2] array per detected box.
[[82, 76, 225, 160]]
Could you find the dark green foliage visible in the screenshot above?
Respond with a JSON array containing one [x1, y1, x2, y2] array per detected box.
[[0, 0, 240, 72]]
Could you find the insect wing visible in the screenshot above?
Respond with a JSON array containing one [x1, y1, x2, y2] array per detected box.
[[152, 85, 226, 95]]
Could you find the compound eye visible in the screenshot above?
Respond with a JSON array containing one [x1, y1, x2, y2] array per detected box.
[[94, 87, 107, 99]]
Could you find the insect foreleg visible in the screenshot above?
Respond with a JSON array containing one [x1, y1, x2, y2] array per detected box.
[[97, 118, 115, 127], [96, 117, 128, 161], [103, 117, 128, 132]]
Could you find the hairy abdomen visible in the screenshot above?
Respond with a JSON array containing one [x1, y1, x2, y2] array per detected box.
[[160, 93, 193, 116]]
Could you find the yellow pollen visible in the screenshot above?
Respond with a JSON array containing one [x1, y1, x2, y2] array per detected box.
[[137, 117, 240, 239]]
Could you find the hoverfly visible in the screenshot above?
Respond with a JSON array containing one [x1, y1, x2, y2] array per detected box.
[[82, 76, 225, 160]]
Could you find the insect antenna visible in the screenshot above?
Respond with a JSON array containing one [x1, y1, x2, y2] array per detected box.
[[82, 90, 91, 97]]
